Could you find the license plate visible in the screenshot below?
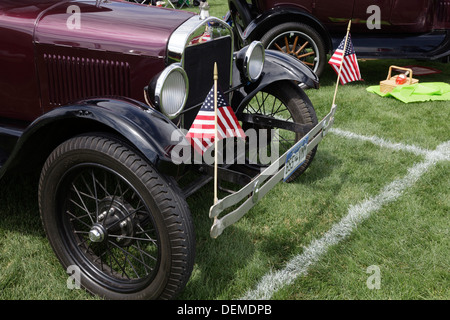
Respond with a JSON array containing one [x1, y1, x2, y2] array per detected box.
[[283, 134, 309, 181]]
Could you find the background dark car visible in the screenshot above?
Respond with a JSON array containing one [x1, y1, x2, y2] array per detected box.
[[228, 0, 450, 75]]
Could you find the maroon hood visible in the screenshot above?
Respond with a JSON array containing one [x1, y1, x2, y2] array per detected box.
[[34, 0, 196, 57]]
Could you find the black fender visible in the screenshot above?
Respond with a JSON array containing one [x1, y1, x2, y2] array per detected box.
[[240, 7, 332, 54], [231, 48, 319, 113], [0, 97, 183, 179]]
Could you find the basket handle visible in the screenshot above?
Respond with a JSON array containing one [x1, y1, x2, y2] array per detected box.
[[387, 66, 414, 84]]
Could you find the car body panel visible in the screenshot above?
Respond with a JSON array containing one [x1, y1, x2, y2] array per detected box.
[[0, 97, 183, 179], [0, 0, 195, 121], [231, 0, 450, 59], [0, 0, 319, 178], [34, 43, 165, 114], [252, 0, 448, 32], [34, 1, 195, 57], [0, 0, 50, 121], [0, 0, 195, 173]]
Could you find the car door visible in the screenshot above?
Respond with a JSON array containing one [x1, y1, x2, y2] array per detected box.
[[351, 0, 393, 33], [313, 0, 355, 34], [0, 1, 43, 122], [390, 0, 434, 32]]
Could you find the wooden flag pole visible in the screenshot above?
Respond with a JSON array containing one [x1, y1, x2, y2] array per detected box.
[[332, 19, 352, 106], [213, 62, 219, 205]]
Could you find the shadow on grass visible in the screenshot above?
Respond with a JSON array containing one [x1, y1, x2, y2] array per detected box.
[[0, 171, 43, 238]]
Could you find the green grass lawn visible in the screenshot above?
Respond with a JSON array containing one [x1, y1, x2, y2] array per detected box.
[[0, 1, 448, 301]]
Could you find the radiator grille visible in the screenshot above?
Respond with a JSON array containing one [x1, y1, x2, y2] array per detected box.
[[182, 36, 232, 128], [44, 54, 131, 106]]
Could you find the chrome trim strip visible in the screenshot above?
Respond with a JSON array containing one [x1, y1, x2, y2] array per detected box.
[[209, 104, 338, 238], [168, 16, 234, 63]]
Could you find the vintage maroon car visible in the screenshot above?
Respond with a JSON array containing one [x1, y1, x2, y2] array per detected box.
[[0, 0, 340, 299], [228, 0, 450, 75]]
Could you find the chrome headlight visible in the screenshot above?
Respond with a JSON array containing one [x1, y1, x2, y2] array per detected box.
[[237, 41, 265, 82], [153, 64, 189, 119]]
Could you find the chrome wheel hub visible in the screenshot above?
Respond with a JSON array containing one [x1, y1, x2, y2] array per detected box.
[[88, 197, 136, 247], [89, 225, 106, 243]]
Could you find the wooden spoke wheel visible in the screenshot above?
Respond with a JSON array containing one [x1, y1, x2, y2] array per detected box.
[[261, 22, 326, 76]]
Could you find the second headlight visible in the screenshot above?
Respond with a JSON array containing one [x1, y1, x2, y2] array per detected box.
[[238, 41, 265, 82]]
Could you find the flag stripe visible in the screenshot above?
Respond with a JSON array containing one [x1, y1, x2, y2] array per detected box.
[[218, 107, 239, 137], [186, 86, 246, 155], [225, 106, 245, 137], [328, 34, 362, 85]]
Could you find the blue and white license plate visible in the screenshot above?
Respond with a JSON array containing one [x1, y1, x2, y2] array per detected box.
[[283, 134, 309, 181]]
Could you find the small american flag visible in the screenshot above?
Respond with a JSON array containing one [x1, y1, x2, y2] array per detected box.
[[186, 86, 245, 155], [328, 34, 362, 85]]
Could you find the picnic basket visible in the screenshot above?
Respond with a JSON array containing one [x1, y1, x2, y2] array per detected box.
[[379, 66, 419, 94]]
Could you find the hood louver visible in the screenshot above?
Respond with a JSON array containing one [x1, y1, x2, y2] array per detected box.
[[43, 54, 131, 107]]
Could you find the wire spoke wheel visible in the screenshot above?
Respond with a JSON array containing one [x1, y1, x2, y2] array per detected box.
[[242, 91, 297, 158], [39, 135, 195, 299], [238, 81, 318, 181], [62, 164, 160, 285]]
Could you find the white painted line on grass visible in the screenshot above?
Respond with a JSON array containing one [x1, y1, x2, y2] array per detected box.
[[240, 134, 449, 300], [330, 128, 431, 156]]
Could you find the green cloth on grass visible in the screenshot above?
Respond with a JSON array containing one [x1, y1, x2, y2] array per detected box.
[[367, 82, 450, 103]]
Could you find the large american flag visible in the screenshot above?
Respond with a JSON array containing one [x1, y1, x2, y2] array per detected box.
[[328, 34, 362, 85], [186, 86, 245, 155]]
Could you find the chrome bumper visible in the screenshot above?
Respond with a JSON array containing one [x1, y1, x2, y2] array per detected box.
[[209, 104, 337, 238]]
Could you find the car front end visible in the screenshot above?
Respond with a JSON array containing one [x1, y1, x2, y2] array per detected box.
[[143, 11, 334, 239]]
